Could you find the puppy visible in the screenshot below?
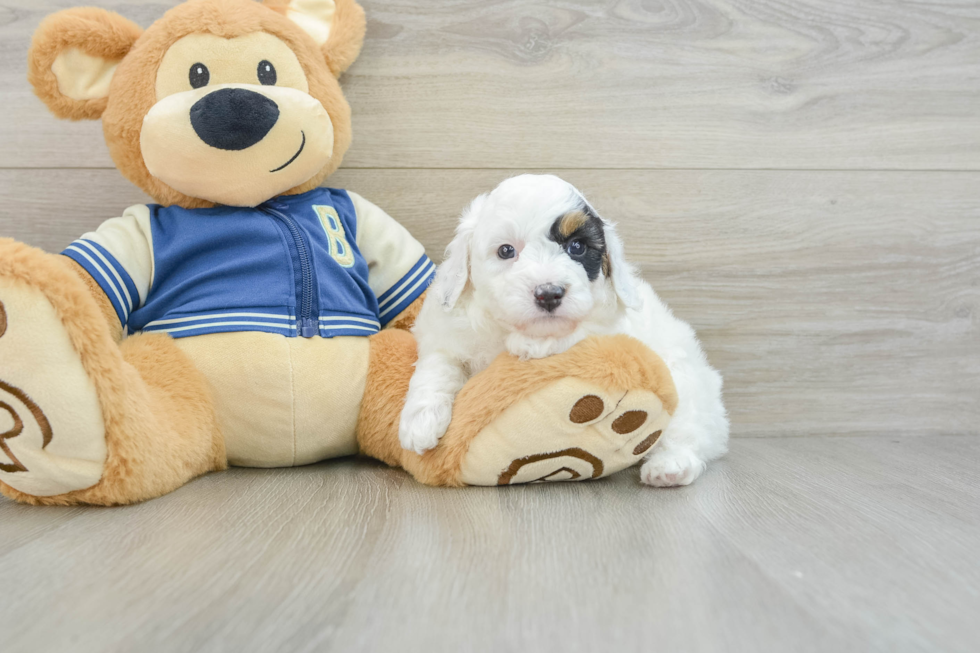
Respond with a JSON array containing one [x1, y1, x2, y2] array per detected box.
[[399, 174, 729, 486]]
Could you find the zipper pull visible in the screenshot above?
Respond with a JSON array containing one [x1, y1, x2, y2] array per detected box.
[[300, 317, 318, 338]]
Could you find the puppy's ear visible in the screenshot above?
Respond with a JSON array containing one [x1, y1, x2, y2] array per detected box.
[[268, 0, 366, 77], [600, 217, 644, 311], [431, 193, 486, 311], [28, 8, 143, 120]]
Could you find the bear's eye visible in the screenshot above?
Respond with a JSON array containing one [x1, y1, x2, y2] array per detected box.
[[189, 63, 210, 89], [258, 60, 277, 86]]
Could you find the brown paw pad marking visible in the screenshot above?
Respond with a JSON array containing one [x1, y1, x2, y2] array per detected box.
[[0, 380, 53, 474], [569, 395, 604, 423], [535, 467, 581, 483], [611, 410, 648, 434], [0, 301, 55, 474], [632, 430, 662, 456], [0, 401, 27, 473], [497, 447, 604, 485]]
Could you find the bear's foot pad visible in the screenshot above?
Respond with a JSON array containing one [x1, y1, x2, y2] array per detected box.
[[459, 377, 671, 486], [0, 278, 106, 497]]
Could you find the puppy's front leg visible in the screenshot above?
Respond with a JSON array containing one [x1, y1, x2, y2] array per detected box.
[[639, 439, 708, 487], [399, 352, 469, 454], [639, 351, 728, 487]]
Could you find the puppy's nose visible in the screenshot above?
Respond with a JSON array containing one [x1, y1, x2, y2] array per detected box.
[[534, 284, 565, 312], [190, 88, 280, 151]]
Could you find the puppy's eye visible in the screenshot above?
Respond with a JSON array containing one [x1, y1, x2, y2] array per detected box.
[[257, 60, 277, 86], [497, 244, 516, 260], [189, 63, 210, 89], [567, 240, 587, 257]]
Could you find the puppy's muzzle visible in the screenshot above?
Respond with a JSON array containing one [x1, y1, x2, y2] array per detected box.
[[534, 284, 565, 312], [190, 88, 280, 151]]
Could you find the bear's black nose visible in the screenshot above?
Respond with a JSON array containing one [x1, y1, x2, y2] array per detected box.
[[190, 88, 280, 151], [534, 284, 565, 312]]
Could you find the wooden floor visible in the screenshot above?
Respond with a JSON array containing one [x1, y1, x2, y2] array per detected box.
[[1, 1, 979, 651], [0, 436, 977, 653]]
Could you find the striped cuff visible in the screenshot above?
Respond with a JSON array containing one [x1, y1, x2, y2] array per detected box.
[[140, 311, 297, 338], [138, 311, 382, 339], [319, 315, 381, 338], [376, 255, 436, 327], [62, 239, 140, 327]]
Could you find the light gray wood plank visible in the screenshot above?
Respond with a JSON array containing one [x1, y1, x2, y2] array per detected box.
[[0, 436, 977, 652], [1, 167, 977, 439], [2, 0, 980, 170], [0, 169, 152, 251]]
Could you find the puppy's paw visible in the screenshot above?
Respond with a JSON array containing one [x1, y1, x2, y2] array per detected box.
[[399, 395, 454, 454], [640, 448, 706, 487]]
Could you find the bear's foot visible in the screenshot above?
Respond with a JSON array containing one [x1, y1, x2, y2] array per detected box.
[[0, 239, 226, 506], [0, 274, 107, 498], [390, 334, 678, 488], [462, 379, 672, 486]]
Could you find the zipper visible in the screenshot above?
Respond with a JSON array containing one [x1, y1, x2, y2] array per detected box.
[[259, 202, 318, 337]]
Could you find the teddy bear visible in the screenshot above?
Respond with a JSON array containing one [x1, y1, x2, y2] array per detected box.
[[0, 0, 677, 506]]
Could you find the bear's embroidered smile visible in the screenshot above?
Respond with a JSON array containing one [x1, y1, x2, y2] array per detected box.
[[271, 131, 307, 173]]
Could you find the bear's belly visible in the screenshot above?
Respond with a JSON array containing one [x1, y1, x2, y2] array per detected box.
[[174, 332, 369, 467]]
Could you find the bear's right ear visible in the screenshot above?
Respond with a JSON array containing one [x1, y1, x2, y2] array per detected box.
[[28, 8, 142, 120], [268, 0, 366, 77]]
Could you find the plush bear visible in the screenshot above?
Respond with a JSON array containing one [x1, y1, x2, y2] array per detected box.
[[0, 0, 677, 506]]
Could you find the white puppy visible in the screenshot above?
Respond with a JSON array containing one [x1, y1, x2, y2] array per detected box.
[[399, 174, 729, 486]]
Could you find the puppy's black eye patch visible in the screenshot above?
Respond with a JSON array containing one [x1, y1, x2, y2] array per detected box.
[[549, 207, 606, 281]]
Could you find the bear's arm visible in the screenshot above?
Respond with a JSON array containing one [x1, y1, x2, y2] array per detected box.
[[347, 191, 435, 330], [60, 205, 154, 337], [62, 257, 125, 342]]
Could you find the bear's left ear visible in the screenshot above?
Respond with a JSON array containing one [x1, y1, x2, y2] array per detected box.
[[28, 7, 142, 120], [268, 0, 366, 77]]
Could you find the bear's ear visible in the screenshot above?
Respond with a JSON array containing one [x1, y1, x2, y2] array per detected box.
[[28, 8, 142, 121], [268, 0, 366, 77]]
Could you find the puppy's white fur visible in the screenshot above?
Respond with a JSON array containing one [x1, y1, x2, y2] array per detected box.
[[399, 174, 729, 487]]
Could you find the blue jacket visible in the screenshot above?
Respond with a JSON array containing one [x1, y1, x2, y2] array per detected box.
[[63, 188, 434, 339]]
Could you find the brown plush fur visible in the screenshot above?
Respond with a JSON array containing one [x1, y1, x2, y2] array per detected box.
[[64, 257, 123, 342], [263, 0, 365, 76], [356, 328, 417, 468], [384, 291, 426, 331], [319, 0, 366, 77], [358, 332, 678, 487], [28, 0, 363, 209], [27, 7, 143, 121], [0, 239, 225, 506]]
